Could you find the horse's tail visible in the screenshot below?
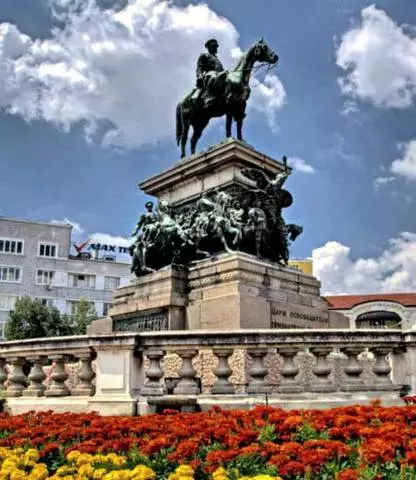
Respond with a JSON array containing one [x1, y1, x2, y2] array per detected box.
[[176, 103, 183, 146]]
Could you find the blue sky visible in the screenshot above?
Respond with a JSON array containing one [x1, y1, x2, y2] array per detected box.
[[0, 0, 415, 294]]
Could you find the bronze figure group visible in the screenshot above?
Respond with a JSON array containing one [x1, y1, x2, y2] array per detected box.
[[130, 162, 302, 277]]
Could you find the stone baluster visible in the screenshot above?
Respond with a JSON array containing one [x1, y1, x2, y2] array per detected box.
[[0, 358, 8, 391], [340, 347, 365, 391], [72, 352, 96, 396], [25, 356, 47, 397], [45, 355, 71, 397], [247, 348, 271, 394], [370, 347, 394, 391], [141, 350, 165, 396], [277, 347, 302, 393], [212, 348, 234, 394], [6, 357, 27, 397], [174, 350, 200, 395], [309, 347, 335, 392]]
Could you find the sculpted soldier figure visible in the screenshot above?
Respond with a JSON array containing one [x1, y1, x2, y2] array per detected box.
[[132, 201, 159, 244], [192, 38, 225, 107]]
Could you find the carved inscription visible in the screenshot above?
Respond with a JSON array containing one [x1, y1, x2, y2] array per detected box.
[[270, 303, 329, 329]]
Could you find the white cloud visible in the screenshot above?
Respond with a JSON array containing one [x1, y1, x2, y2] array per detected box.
[[288, 156, 315, 173], [51, 217, 85, 235], [373, 175, 395, 190], [313, 232, 416, 294], [0, 0, 285, 149], [336, 5, 416, 108], [250, 73, 286, 132], [391, 139, 416, 181]]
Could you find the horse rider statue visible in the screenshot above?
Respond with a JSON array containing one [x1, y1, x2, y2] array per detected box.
[[191, 38, 226, 108]]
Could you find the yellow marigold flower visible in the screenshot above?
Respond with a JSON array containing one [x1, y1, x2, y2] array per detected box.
[[174, 466, 194, 477], [76, 454, 95, 467], [131, 465, 155, 480], [55, 465, 79, 477], [213, 468, 228, 480], [79, 463, 95, 477], [92, 468, 107, 480], [167, 474, 179, 480], [2, 457, 19, 469], [28, 464, 49, 480], [67, 451, 81, 462], [10, 470, 26, 480], [24, 449, 39, 464], [104, 454, 126, 467]]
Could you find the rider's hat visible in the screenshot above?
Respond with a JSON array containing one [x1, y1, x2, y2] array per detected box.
[[145, 201, 154, 209], [205, 38, 219, 48]]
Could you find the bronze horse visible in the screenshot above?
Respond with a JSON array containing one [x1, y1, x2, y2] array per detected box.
[[176, 39, 278, 158]]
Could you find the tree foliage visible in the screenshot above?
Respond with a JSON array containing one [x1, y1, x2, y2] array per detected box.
[[4, 297, 98, 340], [5, 297, 74, 340], [71, 298, 98, 335]]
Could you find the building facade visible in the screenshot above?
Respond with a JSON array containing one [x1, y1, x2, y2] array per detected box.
[[0, 217, 132, 338], [325, 293, 416, 329]]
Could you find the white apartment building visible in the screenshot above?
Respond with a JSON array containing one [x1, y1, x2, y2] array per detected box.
[[0, 217, 133, 338]]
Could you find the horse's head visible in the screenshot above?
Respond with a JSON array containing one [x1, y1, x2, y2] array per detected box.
[[252, 38, 278, 65]]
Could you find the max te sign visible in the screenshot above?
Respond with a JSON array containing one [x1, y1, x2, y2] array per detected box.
[[74, 240, 130, 255]]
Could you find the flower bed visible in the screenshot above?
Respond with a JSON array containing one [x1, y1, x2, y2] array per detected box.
[[0, 402, 416, 479]]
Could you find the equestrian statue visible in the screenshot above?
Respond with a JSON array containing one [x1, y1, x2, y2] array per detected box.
[[176, 38, 278, 158]]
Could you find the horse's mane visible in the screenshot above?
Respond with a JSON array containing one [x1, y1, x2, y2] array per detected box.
[[232, 41, 258, 72], [233, 52, 247, 72]]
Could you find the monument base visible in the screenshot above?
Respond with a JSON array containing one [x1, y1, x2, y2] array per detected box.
[[99, 252, 348, 333]]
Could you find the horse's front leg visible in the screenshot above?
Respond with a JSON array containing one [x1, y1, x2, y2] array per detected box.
[[236, 108, 246, 141], [225, 113, 232, 138], [181, 120, 190, 158]]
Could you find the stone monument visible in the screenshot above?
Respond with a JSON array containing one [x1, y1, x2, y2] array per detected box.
[[91, 37, 349, 333]]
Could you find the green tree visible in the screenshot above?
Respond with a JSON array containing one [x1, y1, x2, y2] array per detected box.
[[71, 299, 98, 335], [5, 297, 74, 340]]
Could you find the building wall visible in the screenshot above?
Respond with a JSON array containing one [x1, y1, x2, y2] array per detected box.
[[0, 217, 132, 338]]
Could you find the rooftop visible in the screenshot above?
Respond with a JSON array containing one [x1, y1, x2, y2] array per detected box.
[[0, 217, 72, 229], [325, 293, 416, 309]]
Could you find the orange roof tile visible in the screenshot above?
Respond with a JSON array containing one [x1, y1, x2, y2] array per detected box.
[[324, 293, 416, 310]]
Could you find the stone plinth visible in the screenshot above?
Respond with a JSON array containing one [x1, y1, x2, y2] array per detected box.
[[139, 139, 286, 208], [109, 266, 187, 332], [103, 252, 349, 333], [186, 252, 349, 330]]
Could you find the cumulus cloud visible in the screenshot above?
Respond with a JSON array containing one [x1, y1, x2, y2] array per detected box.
[[288, 156, 315, 173], [391, 140, 416, 181], [0, 0, 285, 149], [336, 5, 416, 108], [313, 232, 416, 294]]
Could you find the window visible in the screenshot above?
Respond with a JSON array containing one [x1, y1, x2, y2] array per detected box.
[[38, 243, 57, 258], [37, 298, 54, 307], [36, 270, 55, 285], [0, 266, 21, 283], [0, 295, 18, 311], [0, 238, 23, 255], [68, 273, 96, 289], [67, 300, 79, 315], [104, 276, 120, 290], [356, 311, 401, 329], [103, 302, 112, 316]]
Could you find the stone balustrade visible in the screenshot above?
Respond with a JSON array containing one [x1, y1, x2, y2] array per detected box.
[[0, 329, 414, 415]]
